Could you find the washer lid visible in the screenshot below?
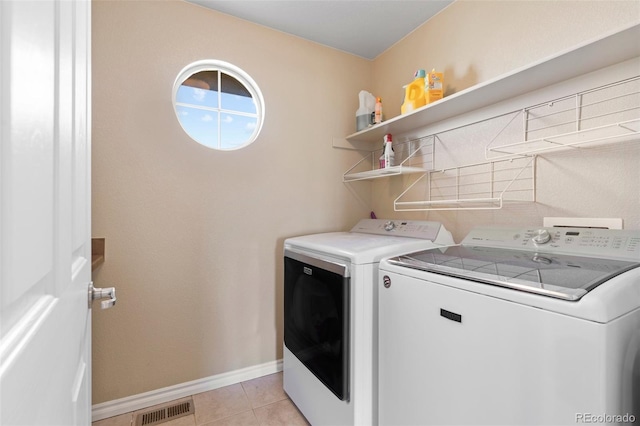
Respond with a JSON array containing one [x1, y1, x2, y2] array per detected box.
[[389, 245, 640, 301]]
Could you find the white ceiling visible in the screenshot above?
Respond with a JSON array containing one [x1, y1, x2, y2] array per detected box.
[[187, 0, 454, 60]]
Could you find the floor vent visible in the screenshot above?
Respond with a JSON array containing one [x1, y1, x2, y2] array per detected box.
[[135, 398, 194, 426]]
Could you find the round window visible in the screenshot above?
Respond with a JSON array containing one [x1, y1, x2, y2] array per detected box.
[[172, 60, 265, 150]]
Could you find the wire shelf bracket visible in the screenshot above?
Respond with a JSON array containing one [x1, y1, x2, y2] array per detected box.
[[394, 156, 536, 211]]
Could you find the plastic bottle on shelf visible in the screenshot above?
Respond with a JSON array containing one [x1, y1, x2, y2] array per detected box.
[[356, 90, 375, 131], [379, 134, 394, 169], [374, 97, 383, 124], [401, 69, 426, 115], [426, 69, 444, 104]]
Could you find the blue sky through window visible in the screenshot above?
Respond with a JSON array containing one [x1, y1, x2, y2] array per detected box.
[[175, 78, 258, 149]]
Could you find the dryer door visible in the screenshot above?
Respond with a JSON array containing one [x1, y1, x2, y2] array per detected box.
[[284, 250, 350, 401]]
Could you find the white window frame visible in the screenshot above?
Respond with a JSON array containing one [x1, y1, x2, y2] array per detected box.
[[172, 60, 265, 150]]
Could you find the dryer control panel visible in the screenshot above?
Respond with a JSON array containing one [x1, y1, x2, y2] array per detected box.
[[462, 227, 640, 260], [350, 219, 441, 240]]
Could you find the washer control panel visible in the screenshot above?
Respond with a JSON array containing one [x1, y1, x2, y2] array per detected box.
[[350, 219, 441, 240], [462, 227, 640, 260]]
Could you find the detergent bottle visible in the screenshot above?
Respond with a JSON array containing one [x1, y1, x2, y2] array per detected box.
[[401, 69, 426, 115]]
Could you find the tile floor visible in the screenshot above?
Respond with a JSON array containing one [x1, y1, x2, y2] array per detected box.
[[92, 372, 309, 426]]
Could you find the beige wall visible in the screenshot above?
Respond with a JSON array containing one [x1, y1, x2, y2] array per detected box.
[[92, 0, 640, 405], [371, 0, 640, 241], [91, 0, 371, 403]]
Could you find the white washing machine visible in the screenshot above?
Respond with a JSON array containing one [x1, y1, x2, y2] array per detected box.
[[378, 226, 640, 425], [283, 219, 454, 425]]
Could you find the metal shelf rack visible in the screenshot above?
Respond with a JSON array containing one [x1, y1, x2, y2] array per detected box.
[[486, 76, 640, 159], [343, 135, 434, 183], [394, 156, 536, 211], [393, 76, 638, 211], [339, 24, 640, 211]]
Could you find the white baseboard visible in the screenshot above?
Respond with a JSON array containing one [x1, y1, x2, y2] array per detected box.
[[91, 359, 283, 422]]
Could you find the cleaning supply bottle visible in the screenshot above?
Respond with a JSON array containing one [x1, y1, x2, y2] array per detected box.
[[401, 69, 426, 115], [426, 69, 444, 104], [379, 134, 394, 168], [374, 97, 383, 124], [356, 90, 375, 131]]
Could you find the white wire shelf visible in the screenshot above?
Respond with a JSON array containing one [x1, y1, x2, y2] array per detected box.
[[343, 136, 434, 183], [343, 166, 428, 182], [340, 26, 640, 211], [394, 156, 536, 211], [486, 76, 640, 159]]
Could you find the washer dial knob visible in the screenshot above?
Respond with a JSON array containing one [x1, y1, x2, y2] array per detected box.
[[532, 229, 552, 245], [384, 221, 396, 231]]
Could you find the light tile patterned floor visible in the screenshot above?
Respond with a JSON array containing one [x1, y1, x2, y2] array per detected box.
[[92, 372, 309, 426]]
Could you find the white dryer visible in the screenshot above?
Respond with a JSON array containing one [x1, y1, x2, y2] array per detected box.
[[283, 219, 453, 425], [378, 226, 640, 425]]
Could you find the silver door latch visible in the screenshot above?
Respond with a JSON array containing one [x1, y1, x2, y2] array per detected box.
[[89, 282, 116, 309]]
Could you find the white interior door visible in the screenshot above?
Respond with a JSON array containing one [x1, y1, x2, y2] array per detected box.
[[0, 0, 95, 424]]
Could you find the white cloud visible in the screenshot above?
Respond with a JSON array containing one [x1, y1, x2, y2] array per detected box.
[[222, 115, 233, 124], [202, 114, 213, 122], [245, 122, 256, 132], [192, 88, 206, 102]]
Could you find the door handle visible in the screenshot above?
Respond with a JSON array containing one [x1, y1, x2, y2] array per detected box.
[[89, 282, 116, 309]]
